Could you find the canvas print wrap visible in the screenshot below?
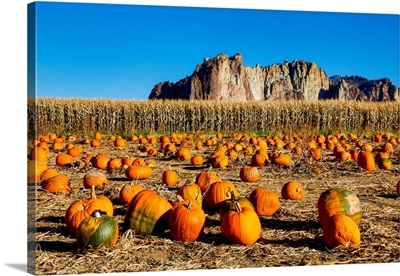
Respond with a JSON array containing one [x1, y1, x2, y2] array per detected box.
[[27, 1, 400, 275]]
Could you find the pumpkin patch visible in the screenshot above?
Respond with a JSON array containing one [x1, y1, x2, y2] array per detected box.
[[30, 129, 399, 274]]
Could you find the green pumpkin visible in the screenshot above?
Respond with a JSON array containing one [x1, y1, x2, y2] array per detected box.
[[124, 189, 173, 236], [378, 158, 392, 170], [77, 211, 119, 249], [317, 188, 362, 228]]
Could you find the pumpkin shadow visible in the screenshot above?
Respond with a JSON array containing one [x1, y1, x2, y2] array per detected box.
[[37, 215, 64, 224], [260, 217, 320, 232], [258, 236, 325, 250], [36, 225, 72, 239], [181, 165, 207, 171], [199, 232, 224, 245], [377, 193, 398, 199], [35, 240, 76, 253], [107, 177, 128, 182]]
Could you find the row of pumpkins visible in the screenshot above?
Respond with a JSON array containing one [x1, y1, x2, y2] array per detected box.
[[28, 131, 399, 251]]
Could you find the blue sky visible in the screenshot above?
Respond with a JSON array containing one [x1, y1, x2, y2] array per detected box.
[[33, 2, 399, 100]]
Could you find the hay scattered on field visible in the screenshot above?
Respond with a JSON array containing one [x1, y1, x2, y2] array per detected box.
[[31, 132, 400, 275]]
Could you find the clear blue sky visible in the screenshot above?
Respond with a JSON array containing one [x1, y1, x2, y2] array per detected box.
[[33, 2, 399, 100]]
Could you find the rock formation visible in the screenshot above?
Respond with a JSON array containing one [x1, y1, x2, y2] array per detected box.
[[148, 53, 399, 101], [329, 75, 399, 101]]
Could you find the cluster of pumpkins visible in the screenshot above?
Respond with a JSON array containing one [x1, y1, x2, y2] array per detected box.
[[27, 131, 398, 251], [63, 175, 363, 250]]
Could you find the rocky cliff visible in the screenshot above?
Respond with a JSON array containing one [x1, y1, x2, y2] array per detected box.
[[329, 75, 399, 101], [148, 53, 399, 101]]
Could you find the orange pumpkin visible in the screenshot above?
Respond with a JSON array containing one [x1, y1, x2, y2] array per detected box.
[[190, 155, 204, 166], [41, 168, 60, 182], [249, 188, 280, 216], [251, 153, 267, 167], [219, 190, 254, 221], [270, 152, 291, 166], [162, 169, 179, 186], [239, 165, 259, 183], [357, 150, 375, 171], [41, 174, 71, 193], [335, 150, 352, 161], [175, 147, 191, 161], [119, 184, 144, 205], [205, 181, 238, 210], [67, 145, 83, 158], [114, 137, 127, 148], [195, 171, 220, 193], [323, 214, 361, 249], [29, 146, 48, 162], [83, 170, 108, 189], [125, 164, 152, 180], [281, 181, 305, 200], [93, 153, 110, 170], [107, 158, 123, 170], [177, 183, 203, 208], [122, 156, 135, 167], [169, 201, 205, 242], [220, 202, 261, 245], [310, 148, 322, 161], [208, 154, 229, 168], [55, 153, 75, 166], [52, 142, 65, 152], [97, 193, 114, 216], [81, 152, 94, 165], [64, 186, 109, 235], [91, 139, 101, 148]]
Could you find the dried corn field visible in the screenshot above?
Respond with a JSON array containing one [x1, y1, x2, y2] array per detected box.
[[28, 98, 400, 137]]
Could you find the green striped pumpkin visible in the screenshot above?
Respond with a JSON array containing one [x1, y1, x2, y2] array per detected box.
[[124, 189, 173, 236], [317, 188, 362, 228], [76, 211, 119, 249]]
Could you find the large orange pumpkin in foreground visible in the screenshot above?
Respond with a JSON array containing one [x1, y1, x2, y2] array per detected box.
[[221, 201, 261, 245], [169, 201, 205, 242]]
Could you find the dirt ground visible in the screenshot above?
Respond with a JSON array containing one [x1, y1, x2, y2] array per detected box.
[[30, 133, 400, 275]]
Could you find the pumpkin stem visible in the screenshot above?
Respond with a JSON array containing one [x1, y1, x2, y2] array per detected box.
[[225, 187, 236, 200], [91, 185, 97, 199], [93, 210, 101, 218], [176, 194, 184, 202], [233, 201, 242, 213]]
